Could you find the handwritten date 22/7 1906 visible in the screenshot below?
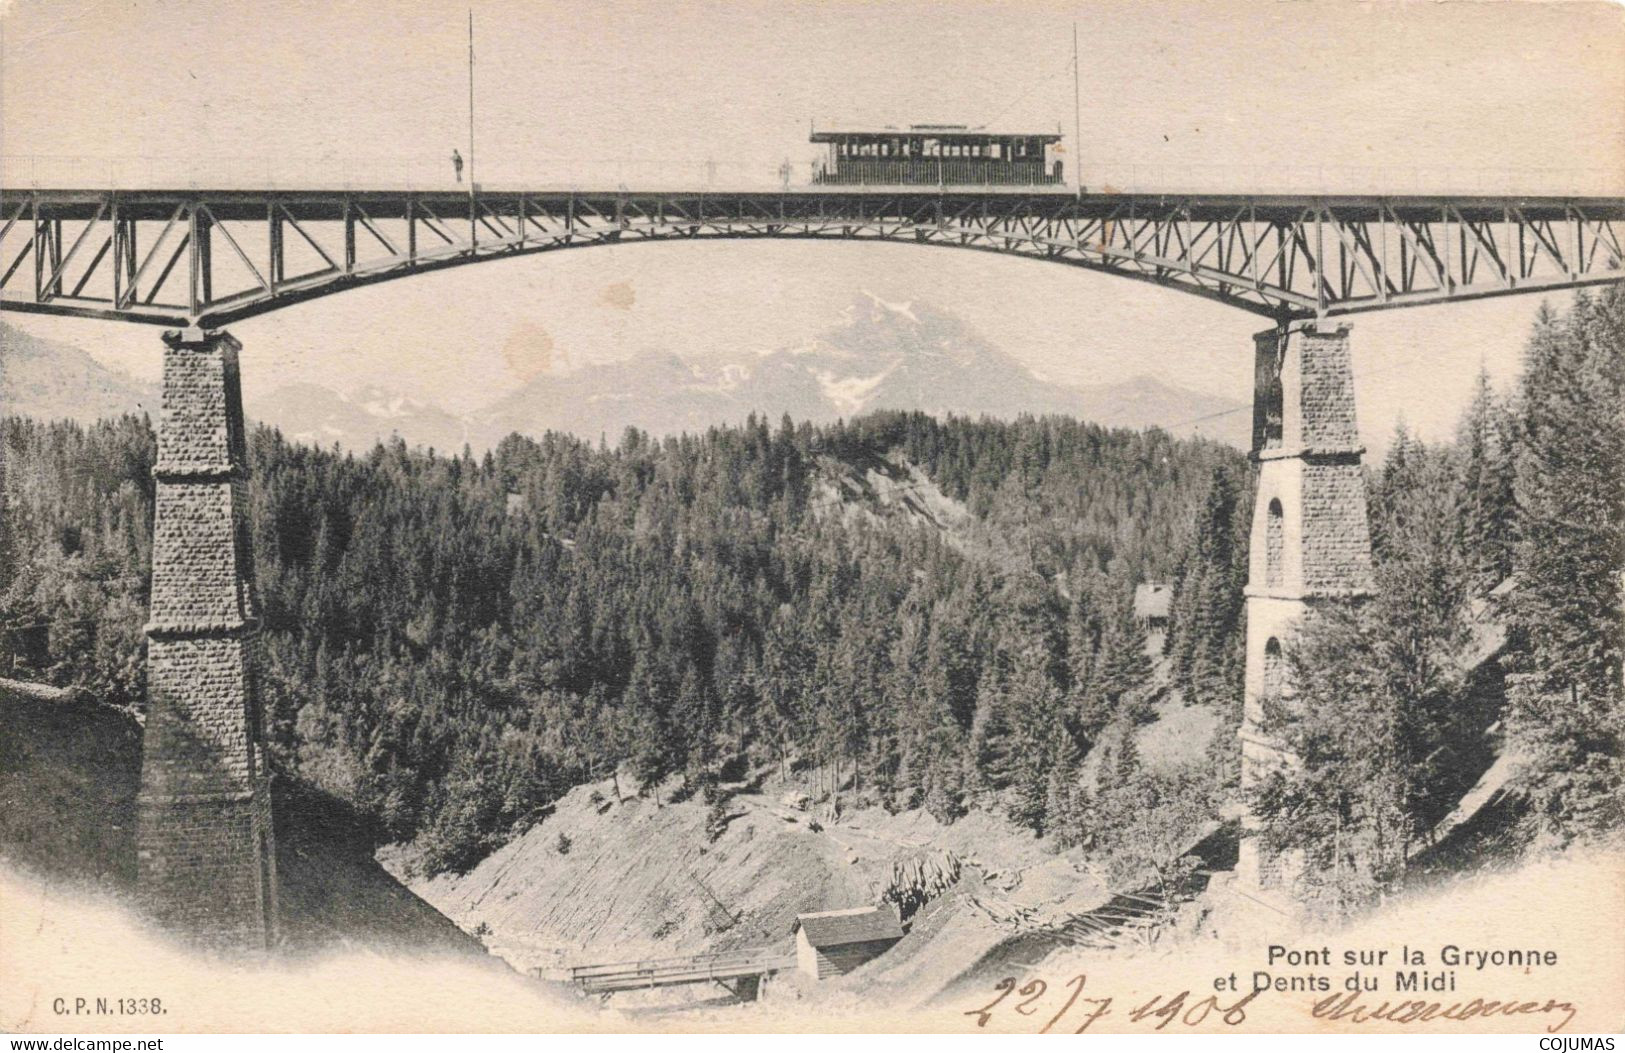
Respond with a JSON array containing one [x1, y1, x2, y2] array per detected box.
[[963, 974, 1261, 1034]]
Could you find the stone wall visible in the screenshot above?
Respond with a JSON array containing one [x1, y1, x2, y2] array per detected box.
[[136, 328, 277, 951], [136, 794, 271, 945], [141, 636, 259, 795], [1295, 327, 1360, 449], [149, 483, 256, 632], [1299, 460, 1375, 594]]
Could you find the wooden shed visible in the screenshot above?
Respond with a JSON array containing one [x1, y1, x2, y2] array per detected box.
[[792, 906, 904, 980], [1133, 582, 1172, 631], [1134, 582, 1173, 656]]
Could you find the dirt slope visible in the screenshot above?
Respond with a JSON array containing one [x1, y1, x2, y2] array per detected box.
[[390, 772, 1079, 982], [812, 449, 975, 544]]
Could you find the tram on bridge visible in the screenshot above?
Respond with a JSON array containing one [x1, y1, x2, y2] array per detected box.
[[810, 124, 1064, 187]]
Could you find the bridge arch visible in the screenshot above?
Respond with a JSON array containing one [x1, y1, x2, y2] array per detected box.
[[3, 187, 1620, 330]]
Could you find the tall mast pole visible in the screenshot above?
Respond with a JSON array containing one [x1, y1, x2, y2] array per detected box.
[[468, 8, 476, 189], [1072, 21, 1083, 197], [468, 9, 476, 240]]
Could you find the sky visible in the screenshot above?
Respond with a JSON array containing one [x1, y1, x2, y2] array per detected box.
[[3, 0, 1623, 452]]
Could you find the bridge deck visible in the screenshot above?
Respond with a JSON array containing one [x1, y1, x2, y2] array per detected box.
[[570, 948, 797, 994], [10, 186, 1625, 224], [3, 183, 1621, 328]]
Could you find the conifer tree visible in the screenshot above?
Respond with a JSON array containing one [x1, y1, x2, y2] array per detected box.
[[1249, 606, 1414, 915], [1090, 593, 1153, 725], [1455, 367, 1518, 591], [1167, 466, 1245, 708], [1504, 291, 1625, 841]]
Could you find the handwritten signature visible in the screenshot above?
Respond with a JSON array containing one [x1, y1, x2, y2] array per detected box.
[[1310, 991, 1579, 1033]]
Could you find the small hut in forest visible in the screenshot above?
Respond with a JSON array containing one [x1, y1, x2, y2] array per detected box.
[[1133, 582, 1172, 652], [792, 906, 904, 980]]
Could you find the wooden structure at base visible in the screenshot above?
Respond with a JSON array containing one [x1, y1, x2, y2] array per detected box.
[[792, 906, 905, 979], [567, 948, 795, 999], [1133, 581, 1173, 654]]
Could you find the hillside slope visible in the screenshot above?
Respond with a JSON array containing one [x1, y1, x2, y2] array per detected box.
[[0, 321, 159, 422], [387, 771, 1112, 981], [0, 677, 482, 960], [0, 679, 141, 889]]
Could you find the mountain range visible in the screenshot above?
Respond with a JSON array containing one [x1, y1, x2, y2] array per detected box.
[[1, 297, 1248, 449], [0, 323, 162, 424]]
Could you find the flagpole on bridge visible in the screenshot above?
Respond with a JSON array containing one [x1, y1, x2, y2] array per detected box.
[[468, 8, 477, 243], [1072, 21, 1083, 198]]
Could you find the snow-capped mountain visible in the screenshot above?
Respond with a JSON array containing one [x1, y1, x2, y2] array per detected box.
[[476, 292, 1248, 446], [253, 383, 470, 453], [1, 297, 1248, 450]]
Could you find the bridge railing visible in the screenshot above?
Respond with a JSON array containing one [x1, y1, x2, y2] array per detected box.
[[0, 155, 823, 193], [568, 947, 788, 982], [1075, 163, 1625, 199], [3, 154, 1620, 197]]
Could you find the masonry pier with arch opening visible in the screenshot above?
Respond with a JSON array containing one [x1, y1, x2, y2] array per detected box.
[[1236, 320, 1375, 894]]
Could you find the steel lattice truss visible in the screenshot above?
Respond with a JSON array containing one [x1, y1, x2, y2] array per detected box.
[[2, 188, 1622, 327]]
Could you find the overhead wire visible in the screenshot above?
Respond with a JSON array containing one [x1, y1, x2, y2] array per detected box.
[[1156, 352, 1442, 435], [981, 51, 1077, 132]]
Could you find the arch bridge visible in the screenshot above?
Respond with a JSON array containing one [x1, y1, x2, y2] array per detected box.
[[2, 185, 1622, 327], [2, 179, 1622, 949]]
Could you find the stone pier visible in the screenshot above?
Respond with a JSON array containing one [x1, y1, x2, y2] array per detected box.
[[136, 327, 278, 950], [1236, 321, 1374, 893]]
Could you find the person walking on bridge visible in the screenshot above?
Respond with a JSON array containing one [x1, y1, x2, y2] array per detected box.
[[451, 149, 464, 184]]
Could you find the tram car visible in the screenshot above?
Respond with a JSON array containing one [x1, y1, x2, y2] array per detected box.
[[811, 124, 1064, 186]]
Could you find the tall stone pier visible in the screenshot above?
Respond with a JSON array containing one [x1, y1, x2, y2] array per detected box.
[[1236, 321, 1374, 893], [136, 327, 278, 950]]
